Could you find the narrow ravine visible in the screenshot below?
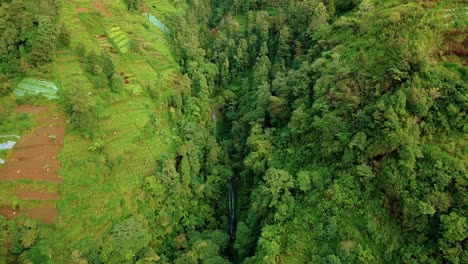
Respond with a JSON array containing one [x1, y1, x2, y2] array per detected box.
[[212, 107, 237, 241], [229, 178, 236, 241]]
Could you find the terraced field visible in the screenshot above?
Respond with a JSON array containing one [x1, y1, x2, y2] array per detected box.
[[105, 25, 132, 54], [54, 49, 94, 91], [61, 1, 99, 52], [3, 1, 184, 259], [0, 105, 65, 224], [0, 0, 185, 260]]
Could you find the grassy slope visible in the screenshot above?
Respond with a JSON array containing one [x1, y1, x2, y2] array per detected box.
[[0, 96, 61, 215], [15, 0, 185, 261]]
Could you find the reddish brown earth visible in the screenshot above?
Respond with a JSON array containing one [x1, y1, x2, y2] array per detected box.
[[141, 4, 151, 13], [76, 7, 90, 13], [91, 1, 110, 17], [0, 206, 57, 224], [96, 34, 107, 41], [0, 105, 65, 224], [1, 106, 65, 182], [16, 191, 59, 200], [441, 27, 468, 65]]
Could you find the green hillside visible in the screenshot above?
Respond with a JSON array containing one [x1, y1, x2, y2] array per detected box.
[[0, 0, 466, 263]]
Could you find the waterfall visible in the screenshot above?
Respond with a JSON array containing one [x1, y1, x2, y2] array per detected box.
[[212, 107, 236, 241], [229, 181, 236, 241]]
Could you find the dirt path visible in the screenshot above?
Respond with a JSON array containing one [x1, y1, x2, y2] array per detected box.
[[0, 105, 65, 224], [91, 1, 110, 17], [16, 191, 60, 200], [76, 7, 90, 13]]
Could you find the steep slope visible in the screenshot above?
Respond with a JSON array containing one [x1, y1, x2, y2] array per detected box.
[[1, 0, 230, 262]]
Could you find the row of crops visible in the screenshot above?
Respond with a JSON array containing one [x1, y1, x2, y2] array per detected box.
[[105, 26, 132, 54], [441, 7, 468, 26], [13, 78, 59, 99]]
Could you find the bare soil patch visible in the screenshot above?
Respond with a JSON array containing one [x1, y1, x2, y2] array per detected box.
[[16, 191, 59, 200], [1, 106, 65, 182], [0, 206, 57, 224], [141, 5, 151, 13], [441, 27, 468, 65], [96, 34, 107, 41], [76, 7, 90, 13], [91, 1, 110, 17], [0, 104, 65, 224]]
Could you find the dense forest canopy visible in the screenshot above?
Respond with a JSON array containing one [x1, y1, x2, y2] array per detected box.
[[0, 0, 466, 263]]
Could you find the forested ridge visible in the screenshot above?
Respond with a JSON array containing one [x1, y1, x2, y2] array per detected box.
[[0, 0, 466, 263], [171, 0, 467, 262]]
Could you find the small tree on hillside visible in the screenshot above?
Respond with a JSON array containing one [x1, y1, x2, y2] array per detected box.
[[58, 23, 70, 47], [125, 0, 142, 12]]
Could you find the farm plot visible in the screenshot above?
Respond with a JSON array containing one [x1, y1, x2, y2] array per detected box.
[[45, 98, 173, 250], [0, 104, 65, 224], [440, 6, 468, 26], [21, 0, 184, 256], [62, 2, 99, 52], [129, 60, 161, 79], [54, 49, 94, 90], [91, 0, 111, 17], [14, 78, 59, 99], [54, 132, 126, 242], [55, 49, 79, 64], [78, 11, 104, 36], [115, 70, 145, 95], [105, 25, 132, 54], [102, 99, 173, 189], [96, 34, 117, 54], [0, 105, 65, 183]]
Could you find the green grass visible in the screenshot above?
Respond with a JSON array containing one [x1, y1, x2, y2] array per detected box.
[[0, 96, 35, 135], [434, 0, 468, 27], [53, 49, 93, 92], [7, 1, 185, 261], [39, 96, 176, 258], [60, 2, 100, 53], [104, 25, 132, 54], [0, 180, 59, 208]]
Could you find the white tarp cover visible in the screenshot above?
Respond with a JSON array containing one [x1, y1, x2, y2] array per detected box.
[[0, 141, 16, 150], [14, 78, 59, 99], [143, 13, 170, 33]]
